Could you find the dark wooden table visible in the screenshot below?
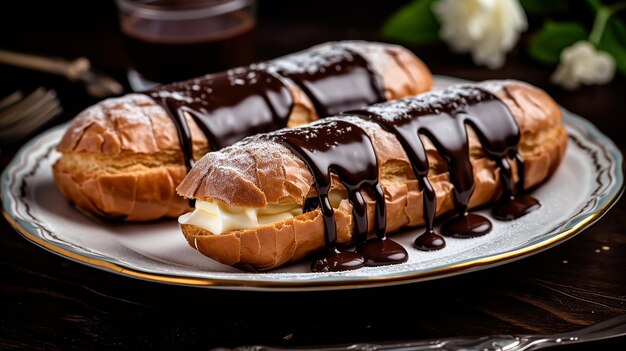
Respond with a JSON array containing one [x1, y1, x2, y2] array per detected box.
[[1, 1, 625, 350]]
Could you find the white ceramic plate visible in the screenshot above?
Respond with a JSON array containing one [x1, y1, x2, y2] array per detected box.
[[2, 76, 623, 291]]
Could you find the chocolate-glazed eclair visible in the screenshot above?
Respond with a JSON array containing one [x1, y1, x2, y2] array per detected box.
[[176, 80, 567, 272], [52, 41, 432, 221]]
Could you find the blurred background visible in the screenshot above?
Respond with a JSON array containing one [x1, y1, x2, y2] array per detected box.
[[1, 1, 626, 349], [1, 0, 624, 144], [0, 1, 403, 132]]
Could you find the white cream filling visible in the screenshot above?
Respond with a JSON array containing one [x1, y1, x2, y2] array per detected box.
[[178, 192, 345, 235], [178, 201, 303, 235]]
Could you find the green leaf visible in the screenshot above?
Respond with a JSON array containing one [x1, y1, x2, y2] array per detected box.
[[380, 0, 441, 46], [597, 17, 626, 76], [520, 0, 569, 15], [528, 21, 589, 65], [586, 0, 603, 12]]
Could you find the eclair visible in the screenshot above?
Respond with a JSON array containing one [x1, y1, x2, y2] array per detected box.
[[52, 41, 432, 221], [176, 80, 568, 272]]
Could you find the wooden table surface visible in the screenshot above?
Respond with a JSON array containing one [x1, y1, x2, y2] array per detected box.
[[1, 1, 625, 349]]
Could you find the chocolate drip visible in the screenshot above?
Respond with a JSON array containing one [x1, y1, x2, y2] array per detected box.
[[440, 213, 492, 238], [350, 101, 445, 250], [148, 59, 541, 270], [147, 68, 293, 169], [262, 85, 539, 272], [268, 118, 406, 272], [144, 43, 386, 175], [491, 154, 541, 220], [350, 86, 540, 250], [358, 237, 409, 267], [270, 43, 386, 117], [492, 194, 540, 220]]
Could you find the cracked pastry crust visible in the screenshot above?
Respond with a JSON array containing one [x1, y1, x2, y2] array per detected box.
[[176, 80, 568, 270], [52, 41, 432, 221]]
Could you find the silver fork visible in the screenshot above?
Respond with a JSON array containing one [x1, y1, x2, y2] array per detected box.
[[0, 88, 62, 144], [0, 49, 124, 99], [214, 313, 626, 351]]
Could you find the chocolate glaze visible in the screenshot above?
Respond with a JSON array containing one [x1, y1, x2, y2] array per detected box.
[[492, 194, 541, 221], [358, 238, 409, 267], [311, 248, 365, 273], [413, 231, 446, 251], [349, 86, 540, 250], [150, 54, 541, 271], [144, 42, 385, 174], [247, 85, 540, 272], [147, 68, 292, 170], [491, 154, 541, 220], [440, 213, 493, 238], [267, 117, 406, 272], [269, 44, 386, 117]]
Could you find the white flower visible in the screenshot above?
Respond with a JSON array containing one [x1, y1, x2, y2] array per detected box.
[[551, 41, 616, 90], [432, 0, 528, 69]]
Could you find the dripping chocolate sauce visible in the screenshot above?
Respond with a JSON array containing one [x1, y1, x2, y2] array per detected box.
[[261, 86, 540, 272], [142, 41, 540, 272], [270, 45, 386, 117], [268, 118, 407, 272], [348, 86, 540, 254], [147, 68, 292, 171], [143, 43, 385, 173], [491, 154, 541, 220]]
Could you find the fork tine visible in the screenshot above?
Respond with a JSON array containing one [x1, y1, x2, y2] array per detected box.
[[0, 88, 56, 128], [0, 91, 24, 110], [0, 88, 62, 144], [0, 88, 46, 126], [0, 104, 62, 143], [6, 99, 61, 132]]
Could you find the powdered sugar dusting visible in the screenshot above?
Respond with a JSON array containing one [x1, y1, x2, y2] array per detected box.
[[178, 133, 295, 203], [363, 85, 492, 121], [179, 84, 499, 201], [12, 76, 616, 288], [269, 42, 361, 75], [150, 90, 194, 104], [477, 79, 529, 94], [61, 94, 165, 152]]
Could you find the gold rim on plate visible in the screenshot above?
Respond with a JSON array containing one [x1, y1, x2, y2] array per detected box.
[[2, 79, 623, 291], [1, 192, 621, 290]]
